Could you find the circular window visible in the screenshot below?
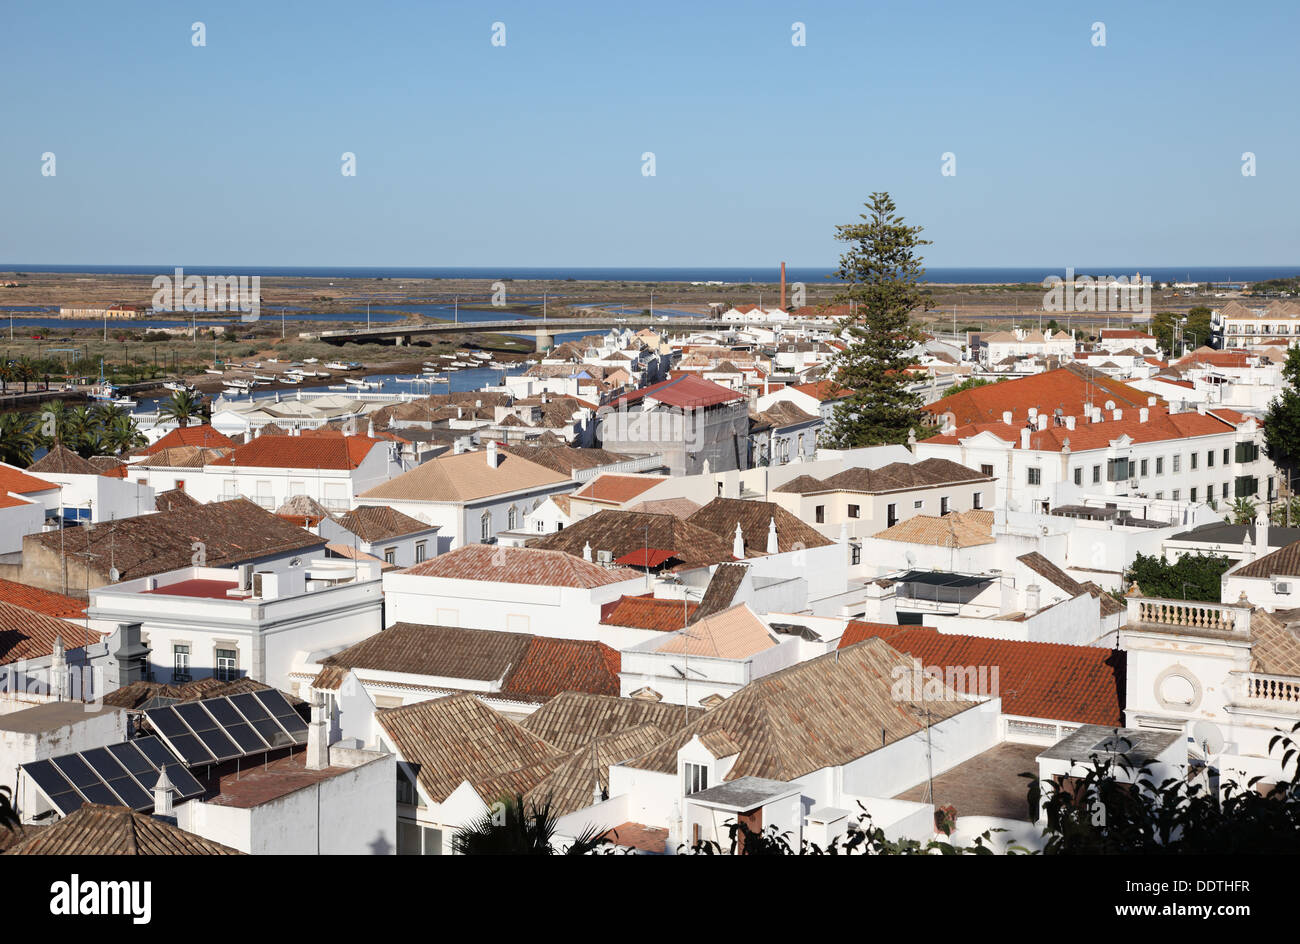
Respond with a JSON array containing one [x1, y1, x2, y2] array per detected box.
[[1154, 666, 1202, 711]]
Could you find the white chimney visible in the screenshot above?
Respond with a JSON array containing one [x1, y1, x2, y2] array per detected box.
[[1028, 407, 1038, 423], [1002, 410, 1013, 426], [306, 692, 330, 771], [1139, 407, 1149, 423], [1241, 531, 1255, 564], [766, 517, 779, 554], [1257, 511, 1270, 554], [1113, 409, 1123, 421], [486, 440, 498, 468], [51, 635, 66, 701], [1036, 414, 1048, 431], [1148, 396, 1157, 406], [1020, 427, 1031, 450], [733, 522, 745, 559], [583, 541, 593, 562], [153, 768, 174, 820], [367, 418, 375, 437], [1065, 415, 1076, 430], [1025, 583, 1041, 613]]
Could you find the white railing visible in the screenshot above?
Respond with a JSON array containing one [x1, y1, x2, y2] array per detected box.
[[1235, 672, 1300, 708], [1129, 597, 1250, 634]]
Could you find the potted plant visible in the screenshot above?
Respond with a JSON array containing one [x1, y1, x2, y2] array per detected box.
[[934, 804, 958, 836]]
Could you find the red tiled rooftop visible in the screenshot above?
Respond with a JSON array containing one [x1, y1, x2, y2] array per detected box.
[[0, 579, 87, 619], [603, 822, 668, 853], [839, 623, 1124, 726], [574, 474, 666, 505], [601, 594, 699, 632], [615, 548, 678, 568], [791, 380, 853, 401], [925, 409, 1234, 453], [208, 435, 380, 471], [501, 637, 621, 700], [611, 374, 745, 410], [142, 579, 246, 600], [925, 365, 1156, 426], [208, 751, 349, 808], [0, 464, 58, 499], [142, 425, 235, 455]]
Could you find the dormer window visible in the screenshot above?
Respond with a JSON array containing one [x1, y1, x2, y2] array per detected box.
[[684, 762, 709, 795]]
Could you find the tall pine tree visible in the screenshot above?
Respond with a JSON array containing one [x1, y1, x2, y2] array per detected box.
[[822, 192, 930, 447], [1264, 345, 1300, 480]]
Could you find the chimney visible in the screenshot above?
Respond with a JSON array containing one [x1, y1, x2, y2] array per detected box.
[[1257, 510, 1270, 554], [51, 635, 66, 701], [1241, 531, 1255, 564], [1148, 396, 1157, 406], [1036, 414, 1048, 431], [153, 768, 175, 822], [780, 261, 786, 309], [306, 691, 330, 770], [1020, 427, 1031, 450], [583, 541, 593, 562], [1028, 407, 1038, 423], [1065, 415, 1076, 430], [733, 522, 745, 559], [486, 440, 498, 468], [766, 517, 779, 554], [367, 418, 375, 437], [1025, 583, 1041, 613], [1139, 407, 1149, 423], [1002, 410, 1013, 426]]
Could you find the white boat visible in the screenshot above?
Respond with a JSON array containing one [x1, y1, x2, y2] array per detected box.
[[324, 361, 350, 371], [223, 379, 252, 390], [346, 379, 379, 390], [266, 357, 281, 364], [253, 374, 275, 381], [327, 384, 349, 391], [450, 361, 472, 368], [205, 368, 223, 375], [280, 375, 301, 385], [162, 381, 192, 393], [439, 354, 455, 359], [304, 357, 319, 364]]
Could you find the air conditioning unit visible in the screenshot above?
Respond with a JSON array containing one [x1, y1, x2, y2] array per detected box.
[[1129, 479, 1140, 489], [596, 550, 614, 566], [1276, 581, 1291, 595]]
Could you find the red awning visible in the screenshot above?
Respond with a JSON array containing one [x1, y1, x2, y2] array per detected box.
[[615, 548, 678, 568]]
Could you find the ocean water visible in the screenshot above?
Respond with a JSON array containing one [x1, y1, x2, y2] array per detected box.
[[4, 264, 1297, 285]]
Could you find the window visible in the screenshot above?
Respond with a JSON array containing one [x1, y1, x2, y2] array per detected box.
[[384, 547, 396, 565], [815, 505, 825, 524], [1223, 448, 1230, 465], [1191, 453, 1198, 470], [940, 496, 950, 515], [415, 541, 427, 563], [1156, 457, 1164, 475], [1236, 442, 1260, 463], [1092, 465, 1101, 484], [980, 464, 994, 477], [396, 770, 422, 806], [173, 645, 191, 682], [480, 512, 491, 543], [1173, 455, 1181, 473], [1106, 458, 1131, 482], [1190, 487, 1197, 502], [507, 505, 518, 530], [886, 503, 897, 527], [848, 504, 860, 519], [1155, 491, 1164, 499], [1207, 483, 1215, 500], [397, 821, 442, 855], [850, 543, 861, 565], [1173, 489, 1181, 501], [973, 492, 982, 510], [1207, 451, 1214, 468], [222, 478, 237, 499], [1073, 468, 1082, 486], [215, 648, 237, 681], [684, 762, 709, 795], [1140, 459, 1148, 477], [913, 499, 924, 509], [1027, 467, 1042, 486]]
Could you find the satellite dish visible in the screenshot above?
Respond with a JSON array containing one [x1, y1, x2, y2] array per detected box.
[[1192, 720, 1225, 756]]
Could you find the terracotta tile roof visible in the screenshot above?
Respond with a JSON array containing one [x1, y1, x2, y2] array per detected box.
[[529, 509, 736, 571], [0, 579, 86, 619], [1017, 552, 1087, 596], [1234, 539, 1300, 580], [333, 505, 434, 542], [208, 435, 381, 471], [0, 600, 101, 665], [751, 401, 820, 429], [326, 622, 530, 679], [625, 638, 973, 781], [207, 751, 356, 808], [153, 488, 199, 513], [499, 445, 632, 475], [275, 494, 331, 527], [656, 603, 777, 659], [600, 594, 699, 631], [136, 445, 229, 468], [88, 456, 127, 478], [775, 457, 991, 495], [602, 821, 668, 853], [101, 676, 285, 709], [27, 444, 100, 476], [0, 464, 58, 500], [501, 636, 621, 700], [1248, 610, 1300, 676], [836, 623, 1124, 725], [523, 723, 666, 815], [3, 804, 242, 855], [400, 544, 640, 588], [142, 424, 235, 455], [376, 693, 564, 803], [519, 691, 703, 752], [925, 364, 1156, 426], [611, 374, 746, 409], [573, 474, 667, 505], [872, 509, 995, 548], [687, 498, 835, 555], [692, 562, 749, 623], [360, 448, 569, 503], [29, 498, 324, 582], [626, 497, 701, 519], [790, 380, 853, 401], [925, 409, 1233, 453]]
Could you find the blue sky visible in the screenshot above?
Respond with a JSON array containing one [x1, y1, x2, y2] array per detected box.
[[1, 0, 1297, 267]]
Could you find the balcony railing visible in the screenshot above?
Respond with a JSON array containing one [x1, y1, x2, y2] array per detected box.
[[1128, 597, 1250, 634], [1232, 672, 1300, 710]]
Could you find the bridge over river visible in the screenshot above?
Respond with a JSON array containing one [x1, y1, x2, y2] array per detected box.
[[318, 315, 732, 351]]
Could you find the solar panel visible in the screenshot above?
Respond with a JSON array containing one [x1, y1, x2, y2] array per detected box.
[[254, 690, 309, 741], [144, 706, 192, 740], [106, 741, 157, 778], [22, 760, 83, 815], [77, 780, 123, 806], [158, 763, 205, 801], [174, 702, 220, 732], [51, 754, 103, 789], [230, 692, 297, 748], [202, 698, 269, 752], [81, 748, 153, 812], [164, 733, 216, 766], [133, 736, 178, 770], [120, 738, 205, 801]]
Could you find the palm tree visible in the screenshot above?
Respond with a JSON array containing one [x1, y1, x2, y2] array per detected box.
[[1230, 496, 1258, 526], [12, 357, 36, 394], [453, 795, 608, 855], [0, 361, 12, 395], [64, 405, 102, 457], [35, 399, 70, 448], [102, 413, 146, 455], [159, 389, 207, 425], [0, 413, 36, 466]]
